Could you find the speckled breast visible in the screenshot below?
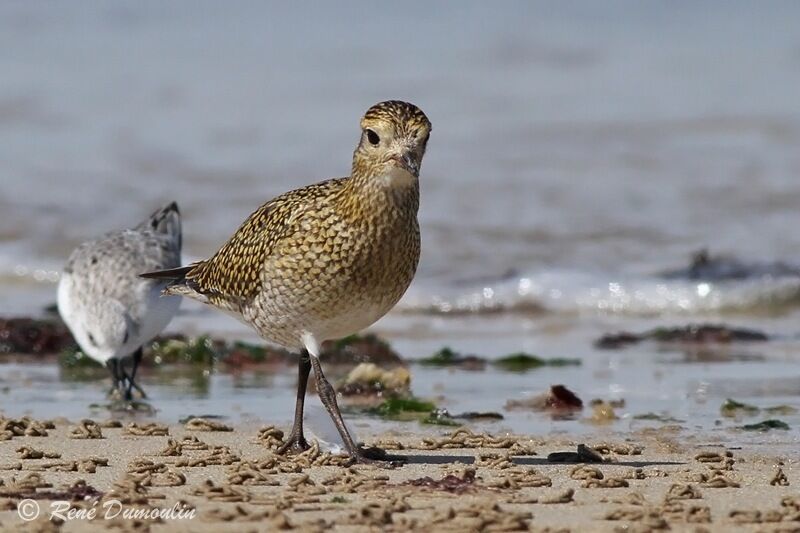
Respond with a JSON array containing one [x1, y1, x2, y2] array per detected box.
[[246, 210, 420, 349]]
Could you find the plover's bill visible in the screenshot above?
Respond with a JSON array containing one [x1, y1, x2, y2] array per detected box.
[[143, 101, 431, 464], [58, 202, 182, 400]]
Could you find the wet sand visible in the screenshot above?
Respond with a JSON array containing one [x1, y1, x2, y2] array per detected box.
[[0, 417, 797, 532]]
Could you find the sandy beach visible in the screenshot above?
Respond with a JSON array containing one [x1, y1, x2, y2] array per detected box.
[[0, 415, 797, 532]]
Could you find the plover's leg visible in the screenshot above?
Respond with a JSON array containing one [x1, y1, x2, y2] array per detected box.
[[277, 350, 311, 454], [122, 347, 147, 401], [308, 354, 401, 466]]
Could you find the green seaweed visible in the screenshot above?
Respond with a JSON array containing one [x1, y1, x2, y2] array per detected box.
[[334, 334, 362, 350], [493, 352, 581, 372], [231, 341, 268, 362], [372, 397, 436, 417], [648, 327, 668, 340], [720, 398, 760, 418], [421, 408, 460, 426], [418, 347, 460, 366], [59, 347, 100, 369], [739, 419, 790, 432], [494, 352, 545, 371], [150, 336, 217, 365], [333, 333, 388, 351], [764, 405, 798, 416], [422, 415, 460, 426], [633, 412, 683, 423], [367, 396, 467, 426], [368, 397, 467, 426]]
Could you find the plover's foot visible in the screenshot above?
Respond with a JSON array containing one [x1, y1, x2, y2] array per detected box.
[[277, 434, 310, 454]]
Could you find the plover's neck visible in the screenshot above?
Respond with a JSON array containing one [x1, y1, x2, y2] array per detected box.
[[338, 168, 419, 223]]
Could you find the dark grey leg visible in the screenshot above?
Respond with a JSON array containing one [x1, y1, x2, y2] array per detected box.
[[277, 350, 311, 454], [106, 359, 122, 397], [122, 347, 147, 400], [309, 355, 400, 466]]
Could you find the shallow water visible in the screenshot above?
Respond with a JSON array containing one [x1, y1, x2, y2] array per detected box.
[[2, 328, 800, 448], [1, 2, 800, 441]]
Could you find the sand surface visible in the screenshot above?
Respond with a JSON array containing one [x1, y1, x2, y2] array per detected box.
[[0, 417, 797, 532]]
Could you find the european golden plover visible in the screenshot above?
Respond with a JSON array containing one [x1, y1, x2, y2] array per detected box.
[[143, 101, 431, 464], [58, 202, 183, 400]]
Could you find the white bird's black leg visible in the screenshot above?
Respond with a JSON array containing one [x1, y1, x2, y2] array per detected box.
[[122, 347, 147, 400], [106, 359, 123, 397]]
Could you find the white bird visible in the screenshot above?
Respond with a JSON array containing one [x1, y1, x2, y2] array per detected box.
[[57, 202, 182, 400]]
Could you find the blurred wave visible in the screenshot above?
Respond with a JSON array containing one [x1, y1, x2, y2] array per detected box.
[[400, 267, 800, 317], [5, 251, 800, 319]]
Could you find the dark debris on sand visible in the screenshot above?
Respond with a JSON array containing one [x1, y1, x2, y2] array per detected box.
[[505, 385, 584, 412], [405, 468, 477, 493], [418, 347, 487, 370], [418, 347, 580, 372], [547, 444, 605, 464], [661, 248, 800, 281], [595, 324, 769, 350], [321, 334, 404, 366], [0, 317, 76, 355]]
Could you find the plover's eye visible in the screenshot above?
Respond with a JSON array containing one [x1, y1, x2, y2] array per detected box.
[[366, 129, 380, 146], [87, 333, 97, 346]]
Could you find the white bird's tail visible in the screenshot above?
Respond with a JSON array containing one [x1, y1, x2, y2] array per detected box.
[[139, 201, 182, 249]]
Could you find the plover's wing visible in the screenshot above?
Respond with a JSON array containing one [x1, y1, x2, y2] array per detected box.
[[141, 178, 347, 310]]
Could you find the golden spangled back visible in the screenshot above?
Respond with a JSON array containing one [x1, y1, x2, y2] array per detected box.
[[184, 178, 349, 306]]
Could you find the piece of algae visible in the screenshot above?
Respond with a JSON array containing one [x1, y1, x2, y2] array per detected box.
[[739, 419, 790, 432], [493, 352, 581, 372]]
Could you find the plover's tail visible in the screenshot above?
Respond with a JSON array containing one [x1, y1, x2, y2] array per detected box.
[[139, 201, 182, 249]]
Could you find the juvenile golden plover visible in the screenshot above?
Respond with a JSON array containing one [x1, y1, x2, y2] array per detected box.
[[142, 101, 431, 464], [58, 202, 183, 400]]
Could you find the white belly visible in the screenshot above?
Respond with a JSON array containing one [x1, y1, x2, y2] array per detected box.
[[247, 295, 394, 351], [134, 284, 181, 347], [58, 275, 181, 364], [310, 301, 391, 342]]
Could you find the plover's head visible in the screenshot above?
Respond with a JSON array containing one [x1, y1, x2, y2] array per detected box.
[[353, 100, 431, 184]]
